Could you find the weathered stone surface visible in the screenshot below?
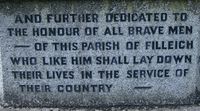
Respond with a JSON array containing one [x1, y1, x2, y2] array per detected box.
[[0, 0, 200, 107]]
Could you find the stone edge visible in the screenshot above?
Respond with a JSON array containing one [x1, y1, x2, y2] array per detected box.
[[0, 37, 4, 106]]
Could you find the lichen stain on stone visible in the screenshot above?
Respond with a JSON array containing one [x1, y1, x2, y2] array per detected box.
[[169, 1, 188, 12], [102, 0, 109, 12]]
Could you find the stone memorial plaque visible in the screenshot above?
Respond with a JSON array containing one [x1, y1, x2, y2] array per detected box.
[[0, 0, 200, 107]]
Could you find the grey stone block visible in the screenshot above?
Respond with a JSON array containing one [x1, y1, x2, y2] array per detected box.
[[0, 0, 200, 107]]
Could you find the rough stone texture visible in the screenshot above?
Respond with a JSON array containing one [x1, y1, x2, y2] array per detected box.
[[2, 105, 200, 111], [0, 0, 200, 107]]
